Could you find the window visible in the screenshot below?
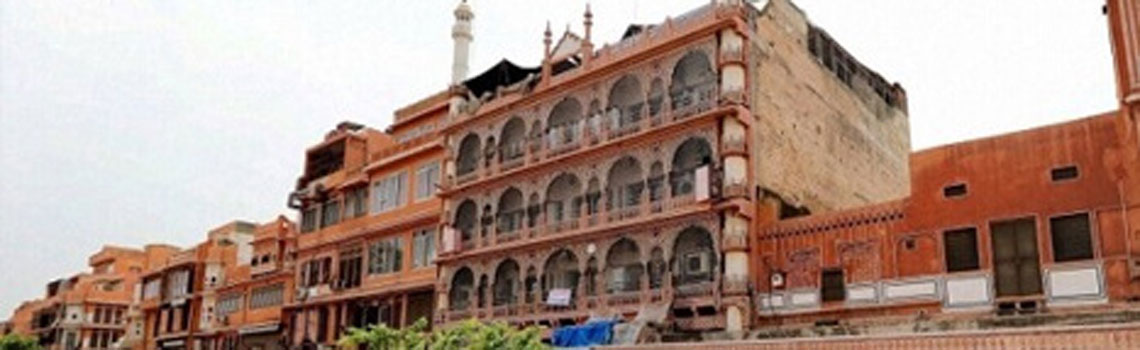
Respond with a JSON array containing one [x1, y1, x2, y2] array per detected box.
[[216, 294, 243, 316], [301, 206, 318, 233], [320, 199, 341, 228], [412, 228, 436, 268], [368, 237, 404, 275], [943, 183, 967, 198], [944, 228, 981, 272], [371, 172, 408, 214], [821, 269, 845, 302], [1050, 213, 1093, 262], [416, 162, 440, 200], [165, 270, 190, 299], [143, 279, 161, 299], [344, 187, 368, 218], [249, 284, 284, 309], [1051, 165, 1080, 182], [337, 247, 363, 289]]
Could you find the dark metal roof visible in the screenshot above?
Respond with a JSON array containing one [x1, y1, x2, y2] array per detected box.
[[462, 59, 540, 98]]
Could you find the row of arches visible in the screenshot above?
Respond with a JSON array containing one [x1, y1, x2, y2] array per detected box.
[[455, 50, 717, 177], [448, 226, 718, 310], [452, 137, 714, 241]]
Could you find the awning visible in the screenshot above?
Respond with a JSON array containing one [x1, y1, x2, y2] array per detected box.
[[239, 323, 280, 335]]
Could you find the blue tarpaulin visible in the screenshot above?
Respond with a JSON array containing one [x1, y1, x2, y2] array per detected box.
[[552, 320, 618, 348]]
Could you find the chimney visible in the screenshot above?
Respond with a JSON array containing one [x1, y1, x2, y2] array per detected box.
[[451, 0, 474, 85]]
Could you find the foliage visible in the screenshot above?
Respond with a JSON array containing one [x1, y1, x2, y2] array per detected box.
[[338, 318, 548, 350], [0, 334, 40, 350]]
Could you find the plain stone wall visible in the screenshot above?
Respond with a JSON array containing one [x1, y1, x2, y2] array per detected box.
[[747, 0, 911, 212]]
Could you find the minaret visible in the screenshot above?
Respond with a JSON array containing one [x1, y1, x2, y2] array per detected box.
[[581, 4, 594, 66], [451, 0, 474, 85], [541, 21, 553, 85]]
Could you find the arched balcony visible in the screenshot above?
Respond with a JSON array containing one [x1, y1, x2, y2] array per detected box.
[[605, 239, 645, 306], [673, 226, 717, 298], [542, 249, 580, 310], [670, 51, 717, 119], [455, 134, 482, 183], [493, 259, 521, 309], [607, 75, 646, 138], [454, 200, 479, 250], [496, 188, 525, 242], [547, 98, 583, 155], [670, 137, 713, 198], [498, 117, 528, 171], [449, 267, 475, 312], [545, 173, 582, 232], [606, 157, 645, 221]]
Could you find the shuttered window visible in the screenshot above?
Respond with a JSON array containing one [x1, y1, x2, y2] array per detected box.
[[944, 228, 981, 272], [821, 268, 845, 302], [1050, 213, 1093, 262]]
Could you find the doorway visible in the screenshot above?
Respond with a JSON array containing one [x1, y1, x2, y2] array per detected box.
[[990, 218, 1042, 298]]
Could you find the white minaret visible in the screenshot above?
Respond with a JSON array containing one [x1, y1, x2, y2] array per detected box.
[[451, 0, 474, 85]]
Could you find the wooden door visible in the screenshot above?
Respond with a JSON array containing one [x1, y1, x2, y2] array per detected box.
[[991, 218, 1042, 297]]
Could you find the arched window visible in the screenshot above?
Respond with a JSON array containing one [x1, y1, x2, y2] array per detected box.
[[670, 137, 713, 196], [545, 173, 582, 225], [607, 75, 645, 130], [542, 249, 580, 297], [547, 98, 583, 148], [496, 188, 524, 235], [454, 200, 478, 247], [493, 259, 521, 306], [606, 239, 643, 293], [499, 117, 527, 163], [669, 51, 716, 112], [456, 134, 482, 177], [607, 157, 644, 210], [673, 226, 717, 286], [449, 267, 474, 310]]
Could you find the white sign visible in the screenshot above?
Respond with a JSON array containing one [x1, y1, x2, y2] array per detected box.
[[443, 226, 458, 253], [546, 288, 572, 306], [695, 166, 710, 201]]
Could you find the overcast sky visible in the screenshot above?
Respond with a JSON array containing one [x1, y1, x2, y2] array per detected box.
[[0, 0, 1116, 317]]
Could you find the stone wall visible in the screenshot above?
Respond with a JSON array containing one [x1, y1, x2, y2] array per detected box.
[[748, 0, 911, 212]]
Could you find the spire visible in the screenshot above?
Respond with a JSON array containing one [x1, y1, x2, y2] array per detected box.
[[451, 0, 475, 85], [542, 21, 553, 85], [584, 3, 593, 42], [582, 3, 594, 66]]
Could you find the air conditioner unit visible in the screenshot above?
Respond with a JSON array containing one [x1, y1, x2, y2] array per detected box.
[[685, 252, 710, 275]]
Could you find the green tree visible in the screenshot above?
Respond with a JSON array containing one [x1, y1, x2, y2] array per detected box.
[[0, 334, 41, 350], [339, 318, 548, 350]]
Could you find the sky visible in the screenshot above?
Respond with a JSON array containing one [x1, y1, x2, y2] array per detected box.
[[0, 0, 1117, 317]]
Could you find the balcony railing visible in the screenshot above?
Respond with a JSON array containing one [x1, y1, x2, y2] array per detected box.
[[447, 84, 719, 188], [442, 281, 718, 326], [447, 192, 703, 255]]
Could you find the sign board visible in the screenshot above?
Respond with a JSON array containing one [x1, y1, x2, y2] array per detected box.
[[442, 226, 458, 253], [546, 288, 572, 306], [695, 165, 710, 201]]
